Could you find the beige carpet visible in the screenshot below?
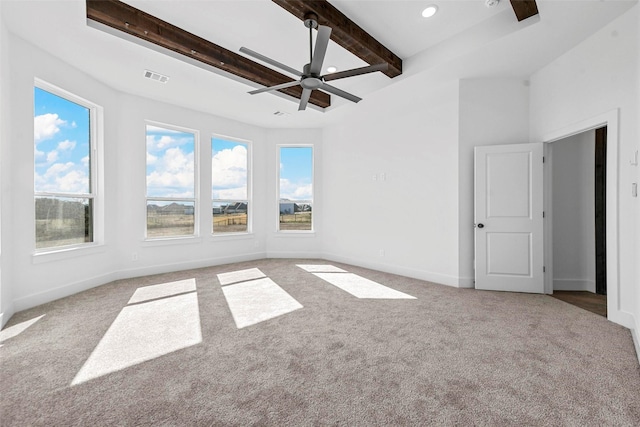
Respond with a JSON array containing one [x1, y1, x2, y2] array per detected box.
[[1, 258, 639, 426]]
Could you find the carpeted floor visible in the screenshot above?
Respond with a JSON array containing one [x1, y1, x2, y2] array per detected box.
[[1, 259, 639, 426]]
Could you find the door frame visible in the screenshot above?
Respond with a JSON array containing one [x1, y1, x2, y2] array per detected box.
[[542, 109, 627, 326]]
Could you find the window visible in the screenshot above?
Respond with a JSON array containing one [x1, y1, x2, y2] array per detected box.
[[212, 137, 250, 234], [278, 146, 313, 231], [34, 84, 97, 250], [146, 124, 197, 238]]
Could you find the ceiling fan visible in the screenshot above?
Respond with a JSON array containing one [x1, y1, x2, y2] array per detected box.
[[239, 13, 388, 111]]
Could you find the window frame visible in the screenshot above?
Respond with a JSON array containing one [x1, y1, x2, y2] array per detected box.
[[277, 144, 314, 233], [33, 79, 104, 254], [211, 134, 252, 236], [144, 120, 200, 241]]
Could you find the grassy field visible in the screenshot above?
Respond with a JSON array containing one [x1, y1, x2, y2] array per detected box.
[[213, 214, 247, 233], [35, 219, 91, 249], [146, 213, 194, 237], [279, 212, 312, 231], [144, 211, 313, 237]]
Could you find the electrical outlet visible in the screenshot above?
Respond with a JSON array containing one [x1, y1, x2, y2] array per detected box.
[[379, 249, 385, 257], [132, 252, 138, 262], [372, 174, 378, 181]]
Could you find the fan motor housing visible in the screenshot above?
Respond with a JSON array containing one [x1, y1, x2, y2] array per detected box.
[[300, 77, 323, 90]]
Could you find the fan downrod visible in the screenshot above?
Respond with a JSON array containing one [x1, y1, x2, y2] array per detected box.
[[303, 12, 318, 29]]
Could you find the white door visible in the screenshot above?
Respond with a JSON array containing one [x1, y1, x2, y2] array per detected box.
[[474, 143, 544, 293]]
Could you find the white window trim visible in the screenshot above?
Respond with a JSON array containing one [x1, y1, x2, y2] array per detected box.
[[277, 144, 314, 233], [32, 78, 104, 256], [211, 134, 253, 236], [144, 120, 200, 241]]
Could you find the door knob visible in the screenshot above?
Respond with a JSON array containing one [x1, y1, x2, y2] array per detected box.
[[477, 223, 484, 228]]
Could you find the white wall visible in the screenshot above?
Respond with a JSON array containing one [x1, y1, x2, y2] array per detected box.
[[322, 76, 460, 285], [2, 34, 324, 314], [0, 2, 11, 326], [530, 5, 638, 328], [458, 78, 530, 287], [635, 3, 640, 355], [6, 34, 119, 311], [114, 93, 268, 278], [551, 131, 596, 292]]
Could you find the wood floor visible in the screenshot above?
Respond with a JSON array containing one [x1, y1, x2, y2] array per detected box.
[[551, 291, 607, 317]]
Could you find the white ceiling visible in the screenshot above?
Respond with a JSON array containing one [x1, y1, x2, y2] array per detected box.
[[1, 0, 637, 128]]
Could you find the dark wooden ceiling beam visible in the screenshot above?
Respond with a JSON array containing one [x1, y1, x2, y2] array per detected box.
[[86, 0, 330, 108], [272, 0, 402, 78], [509, 0, 539, 22]]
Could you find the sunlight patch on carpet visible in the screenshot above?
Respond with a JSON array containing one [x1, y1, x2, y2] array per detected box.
[[72, 286, 201, 385], [217, 268, 266, 286], [128, 278, 196, 304], [312, 273, 416, 299], [297, 264, 347, 273], [221, 278, 303, 329], [0, 315, 45, 344]]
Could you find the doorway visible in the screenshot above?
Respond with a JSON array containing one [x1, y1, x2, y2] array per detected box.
[[549, 126, 607, 316]]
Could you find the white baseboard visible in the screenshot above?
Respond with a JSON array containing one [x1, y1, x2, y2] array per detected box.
[[266, 251, 323, 259], [11, 252, 266, 313], [631, 319, 640, 366], [457, 276, 475, 289], [553, 279, 596, 292], [322, 252, 461, 287], [1, 304, 15, 328]]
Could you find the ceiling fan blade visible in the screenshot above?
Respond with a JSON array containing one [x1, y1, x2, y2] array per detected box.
[[309, 26, 332, 75], [240, 47, 302, 77], [298, 89, 312, 111], [320, 83, 362, 104], [249, 80, 301, 95], [323, 63, 388, 82]]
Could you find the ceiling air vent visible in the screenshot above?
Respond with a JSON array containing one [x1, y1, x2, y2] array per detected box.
[[143, 69, 169, 83]]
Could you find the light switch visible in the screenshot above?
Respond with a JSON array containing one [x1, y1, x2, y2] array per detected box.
[[632, 183, 638, 198]]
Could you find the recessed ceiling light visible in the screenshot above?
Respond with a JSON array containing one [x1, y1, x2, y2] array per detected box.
[[326, 66, 338, 73], [422, 5, 438, 18]]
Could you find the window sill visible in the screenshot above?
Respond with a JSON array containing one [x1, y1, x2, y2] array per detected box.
[[142, 236, 203, 247], [273, 231, 316, 238], [210, 232, 254, 242], [32, 243, 106, 264]]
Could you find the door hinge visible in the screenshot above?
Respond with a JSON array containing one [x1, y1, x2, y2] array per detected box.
[[543, 211, 545, 218], [543, 266, 546, 273], [543, 156, 545, 163]]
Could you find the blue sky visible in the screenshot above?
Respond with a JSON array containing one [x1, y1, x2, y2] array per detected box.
[[212, 137, 247, 201], [280, 147, 313, 201], [34, 87, 90, 194], [146, 125, 195, 198]]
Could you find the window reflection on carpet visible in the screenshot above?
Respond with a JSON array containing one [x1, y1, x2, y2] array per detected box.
[[217, 269, 302, 329], [72, 279, 201, 385]]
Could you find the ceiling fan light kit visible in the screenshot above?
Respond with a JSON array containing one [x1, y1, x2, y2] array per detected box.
[[240, 13, 388, 111]]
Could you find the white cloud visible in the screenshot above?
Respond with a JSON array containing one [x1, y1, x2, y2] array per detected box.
[[280, 178, 312, 200], [56, 170, 88, 193], [35, 148, 45, 160], [147, 133, 191, 152], [146, 147, 194, 198], [212, 145, 247, 199], [35, 162, 89, 193], [57, 140, 76, 151], [146, 153, 158, 165], [81, 156, 90, 167], [46, 150, 59, 163], [215, 187, 247, 200], [34, 113, 66, 143]]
